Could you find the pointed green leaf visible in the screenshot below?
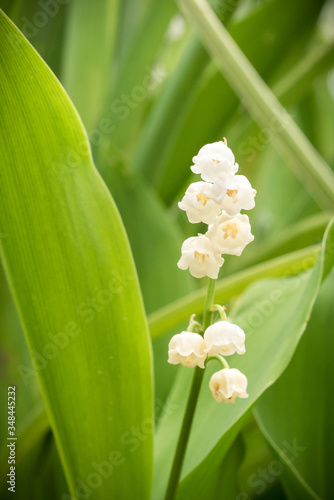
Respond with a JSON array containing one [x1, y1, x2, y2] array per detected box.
[[0, 11, 152, 499], [254, 273, 334, 500]]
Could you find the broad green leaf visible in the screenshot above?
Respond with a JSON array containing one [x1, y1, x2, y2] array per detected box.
[[60, 0, 119, 132], [0, 11, 152, 500], [254, 273, 334, 500], [153, 220, 334, 499], [97, 158, 194, 314], [96, 157, 195, 404], [177, 0, 334, 210]]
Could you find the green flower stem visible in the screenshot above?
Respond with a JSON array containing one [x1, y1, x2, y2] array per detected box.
[[164, 278, 216, 500], [206, 355, 229, 369], [186, 320, 203, 333], [202, 278, 216, 330], [211, 303, 227, 321]]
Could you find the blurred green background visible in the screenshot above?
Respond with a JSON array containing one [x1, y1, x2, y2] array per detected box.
[[1, 0, 334, 498]]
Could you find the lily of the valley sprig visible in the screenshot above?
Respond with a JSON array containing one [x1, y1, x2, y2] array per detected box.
[[168, 139, 256, 404], [177, 138, 256, 279]]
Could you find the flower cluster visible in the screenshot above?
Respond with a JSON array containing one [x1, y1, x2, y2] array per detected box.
[[168, 140, 255, 404], [168, 318, 248, 403], [177, 140, 256, 279]]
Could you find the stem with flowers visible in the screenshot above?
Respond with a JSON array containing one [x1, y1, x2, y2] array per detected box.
[[165, 139, 255, 499]]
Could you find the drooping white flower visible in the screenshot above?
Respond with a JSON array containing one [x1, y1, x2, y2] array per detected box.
[[168, 331, 207, 368], [204, 321, 246, 356], [191, 141, 238, 182], [178, 181, 224, 224], [206, 212, 254, 256], [221, 175, 256, 216], [209, 368, 248, 403], [177, 235, 224, 279]]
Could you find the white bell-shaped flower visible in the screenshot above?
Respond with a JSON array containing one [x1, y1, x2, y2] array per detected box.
[[209, 368, 249, 403], [221, 175, 256, 216], [204, 321, 246, 356], [206, 212, 254, 256], [168, 331, 207, 368], [177, 235, 224, 279], [191, 141, 238, 182], [178, 181, 223, 224]]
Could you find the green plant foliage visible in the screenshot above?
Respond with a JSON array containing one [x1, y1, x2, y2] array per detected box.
[[60, 0, 119, 132], [143, 0, 326, 205], [254, 272, 334, 500], [177, 0, 334, 210], [0, 11, 153, 500], [153, 220, 334, 499], [148, 244, 320, 339], [1, 0, 334, 498], [176, 433, 245, 500]]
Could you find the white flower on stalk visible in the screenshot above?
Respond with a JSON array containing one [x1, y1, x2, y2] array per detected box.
[[209, 368, 249, 403], [204, 321, 246, 356], [168, 331, 207, 368], [191, 141, 238, 182], [177, 235, 224, 279], [206, 212, 254, 256], [178, 181, 224, 224], [221, 175, 256, 216]]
